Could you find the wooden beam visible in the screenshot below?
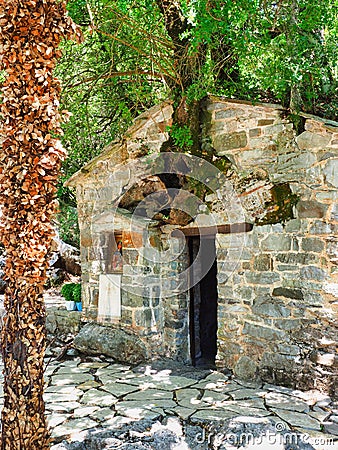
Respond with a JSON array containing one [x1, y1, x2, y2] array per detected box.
[[171, 222, 253, 237]]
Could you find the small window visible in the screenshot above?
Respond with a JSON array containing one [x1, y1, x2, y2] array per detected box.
[[107, 233, 123, 273]]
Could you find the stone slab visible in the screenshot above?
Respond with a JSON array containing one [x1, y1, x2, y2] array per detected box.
[[124, 389, 173, 402], [80, 389, 118, 406], [190, 408, 237, 422], [114, 401, 164, 419], [101, 382, 139, 398], [73, 406, 100, 418], [52, 418, 98, 438], [176, 388, 210, 409], [44, 392, 82, 403], [270, 409, 321, 430], [117, 374, 196, 391], [90, 407, 115, 422], [47, 414, 70, 429], [50, 373, 93, 386], [46, 402, 82, 413], [202, 389, 230, 405], [265, 392, 310, 413], [229, 388, 267, 400]]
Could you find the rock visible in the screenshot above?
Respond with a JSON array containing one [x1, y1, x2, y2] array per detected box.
[[265, 391, 310, 412], [81, 389, 118, 407], [46, 308, 81, 336], [118, 176, 168, 214], [270, 408, 321, 430], [214, 131, 247, 153], [215, 108, 243, 119], [300, 266, 327, 281], [51, 235, 81, 276], [301, 237, 325, 253], [261, 234, 292, 251], [233, 356, 258, 381], [73, 323, 147, 365], [242, 323, 285, 341], [327, 237, 338, 265], [324, 159, 338, 188], [296, 131, 331, 149], [252, 295, 291, 318], [272, 287, 304, 300], [296, 200, 328, 218], [253, 254, 273, 271], [245, 272, 280, 284]]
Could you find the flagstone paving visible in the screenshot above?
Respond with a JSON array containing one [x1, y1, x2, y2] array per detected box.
[[0, 356, 337, 449]]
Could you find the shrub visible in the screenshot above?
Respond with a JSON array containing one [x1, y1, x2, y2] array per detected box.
[[73, 283, 82, 303], [61, 282, 81, 302]]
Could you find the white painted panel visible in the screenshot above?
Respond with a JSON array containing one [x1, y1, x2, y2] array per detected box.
[[98, 274, 121, 322]]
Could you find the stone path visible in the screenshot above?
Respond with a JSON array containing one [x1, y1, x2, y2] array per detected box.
[[1, 356, 337, 449]]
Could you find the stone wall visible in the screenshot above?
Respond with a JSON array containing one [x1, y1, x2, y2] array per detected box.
[[67, 97, 337, 394], [207, 99, 337, 396], [46, 308, 81, 336]]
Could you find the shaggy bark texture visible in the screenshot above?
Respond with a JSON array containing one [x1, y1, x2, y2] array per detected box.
[[0, 1, 81, 448]]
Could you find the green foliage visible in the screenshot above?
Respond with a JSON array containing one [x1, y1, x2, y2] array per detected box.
[[56, 201, 80, 248], [168, 124, 194, 148], [61, 282, 81, 303], [73, 283, 82, 303], [178, 0, 338, 118], [57, 0, 169, 182], [61, 283, 76, 302], [54, 0, 338, 192]]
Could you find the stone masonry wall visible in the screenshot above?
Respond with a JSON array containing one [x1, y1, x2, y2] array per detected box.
[[68, 97, 337, 395], [206, 99, 338, 397], [70, 102, 178, 358]]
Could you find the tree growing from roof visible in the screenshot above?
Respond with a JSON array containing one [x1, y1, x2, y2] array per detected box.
[[0, 0, 81, 448], [55, 0, 338, 178]]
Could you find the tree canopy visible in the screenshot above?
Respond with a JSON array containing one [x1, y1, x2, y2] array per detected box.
[[55, 0, 338, 243], [59, 0, 338, 166]]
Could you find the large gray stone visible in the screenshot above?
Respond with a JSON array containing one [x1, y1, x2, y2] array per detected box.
[[301, 237, 325, 253], [270, 408, 321, 430], [265, 392, 309, 413], [277, 151, 317, 172], [252, 296, 290, 318], [309, 220, 333, 234], [272, 287, 304, 300], [233, 356, 258, 381], [300, 266, 327, 281], [296, 200, 328, 218], [253, 255, 273, 271], [245, 272, 280, 285], [296, 131, 331, 149], [242, 323, 285, 341], [73, 323, 147, 364], [214, 131, 247, 152], [324, 159, 338, 187], [261, 235, 291, 251], [215, 108, 243, 119], [276, 253, 315, 265]]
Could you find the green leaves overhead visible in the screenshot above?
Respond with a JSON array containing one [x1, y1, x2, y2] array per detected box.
[[57, 0, 338, 182]]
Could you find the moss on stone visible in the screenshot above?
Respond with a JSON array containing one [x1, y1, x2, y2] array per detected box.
[[257, 183, 299, 225]]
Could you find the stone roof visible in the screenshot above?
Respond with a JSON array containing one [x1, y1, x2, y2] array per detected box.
[[65, 100, 173, 187], [65, 96, 338, 187]]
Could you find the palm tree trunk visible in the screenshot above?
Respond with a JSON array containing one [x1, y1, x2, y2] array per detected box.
[[0, 1, 81, 448]]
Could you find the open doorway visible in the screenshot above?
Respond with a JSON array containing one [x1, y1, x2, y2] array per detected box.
[[188, 235, 218, 368]]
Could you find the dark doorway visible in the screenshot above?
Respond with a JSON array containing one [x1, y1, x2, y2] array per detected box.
[[188, 235, 218, 368]]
